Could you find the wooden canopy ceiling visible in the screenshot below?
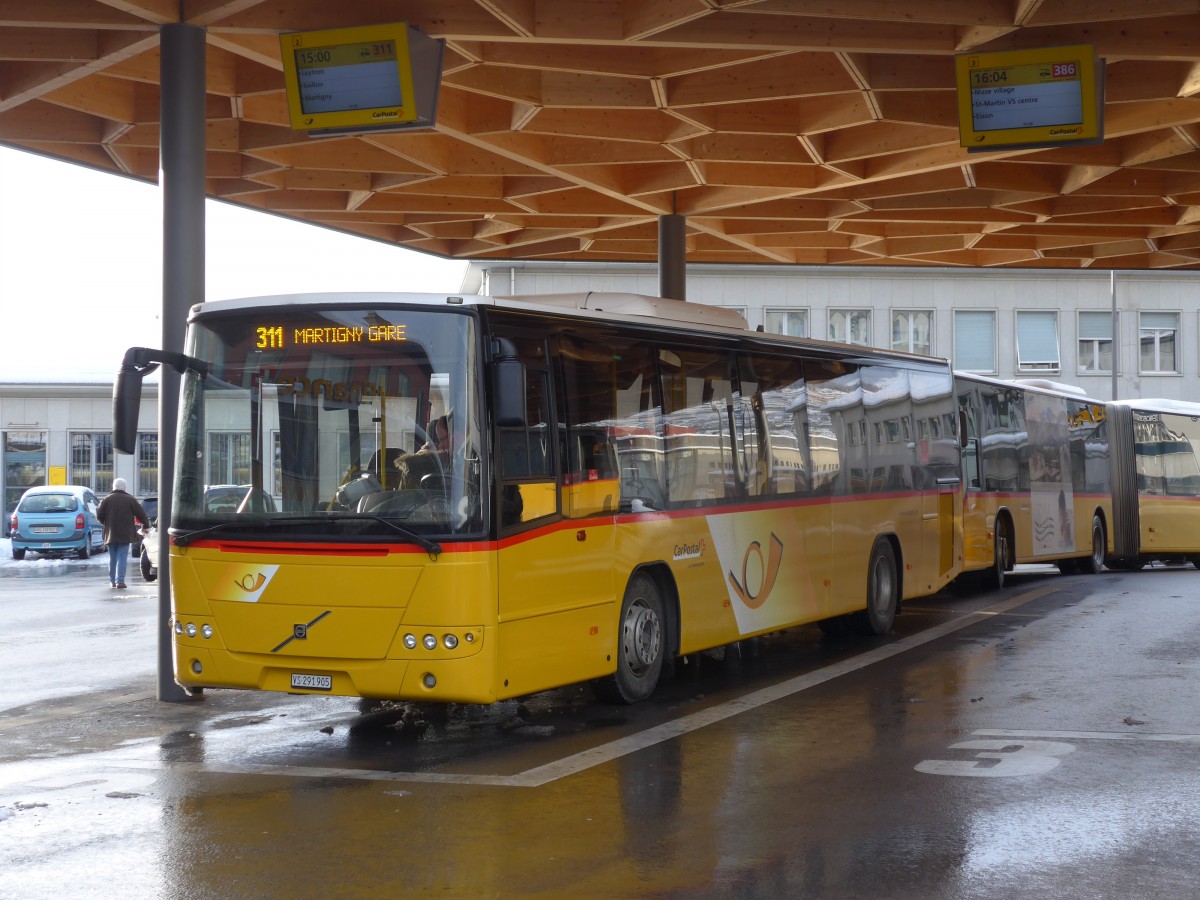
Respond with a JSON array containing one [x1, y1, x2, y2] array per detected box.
[[6, 1, 1200, 269]]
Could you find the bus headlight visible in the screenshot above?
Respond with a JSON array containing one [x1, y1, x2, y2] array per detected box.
[[403, 633, 417, 650], [422, 634, 437, 651], [201, 624, 213, 639], [185, 623, 197, 638], [443, 634, 459, 650]]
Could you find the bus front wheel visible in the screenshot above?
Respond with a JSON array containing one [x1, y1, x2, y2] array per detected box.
[[596, 572, 665, 704], [851, 540, 899, 636]]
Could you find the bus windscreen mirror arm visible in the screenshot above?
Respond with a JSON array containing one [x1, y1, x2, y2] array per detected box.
[[112, 347, 210, 455]]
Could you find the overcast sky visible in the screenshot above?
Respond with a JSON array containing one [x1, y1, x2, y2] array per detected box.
[[0, 145, 468, 380]]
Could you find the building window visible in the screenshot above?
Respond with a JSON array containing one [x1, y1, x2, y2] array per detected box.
[[136, 433, 158, 498], [1016, 310, 1060, 371], [1078, 311, 1113, 373], [207, 432, 252, 486], [69, 432, 114, 492], [1140, 312, 1179, 374], [954, 311, 996, 373], [892, 309, 932, 355], [829, 309, 871, 346], [4, 431, 47, 515], [764, 308, 809, 337]]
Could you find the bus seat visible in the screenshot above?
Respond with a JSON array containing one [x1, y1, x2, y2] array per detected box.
[[367, 448, 406, 483]]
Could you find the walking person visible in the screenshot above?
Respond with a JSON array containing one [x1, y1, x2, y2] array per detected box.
[[97, 478, 148, 589]]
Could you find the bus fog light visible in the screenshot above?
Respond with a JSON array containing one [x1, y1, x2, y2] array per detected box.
[[185, 623, 197, 638], [191, 660, 202, 674], [403, 633, 417, 650], [422, 634, 437, 651], [201, 624, 213, 639], [422, 673, 436, 688], [443, 634, 458, 650]]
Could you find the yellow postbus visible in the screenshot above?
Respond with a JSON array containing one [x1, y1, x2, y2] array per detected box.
[[1107, 398, 1200, 569], [955, 374, 1112, 587], [114, 291, 973, 705]]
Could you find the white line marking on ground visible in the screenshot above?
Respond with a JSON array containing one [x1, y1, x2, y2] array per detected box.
[[974, 729, 1200, 743]]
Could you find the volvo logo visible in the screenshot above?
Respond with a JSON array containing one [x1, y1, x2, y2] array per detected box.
[[271, 610, 331, 653]]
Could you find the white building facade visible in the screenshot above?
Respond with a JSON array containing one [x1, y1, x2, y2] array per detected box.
[[466, 261, 1199, 404], [1, 382, 158, 516]]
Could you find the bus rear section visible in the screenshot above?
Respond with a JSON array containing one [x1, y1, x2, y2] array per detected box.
[[1108, 399, 1200, 569], [956, 374, 1112, 587]]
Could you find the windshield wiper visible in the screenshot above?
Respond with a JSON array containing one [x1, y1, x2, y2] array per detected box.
[[173, 514, 442, 556]]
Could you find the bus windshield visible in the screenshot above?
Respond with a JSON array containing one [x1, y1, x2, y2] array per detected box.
[[173, 305, 483, 541]]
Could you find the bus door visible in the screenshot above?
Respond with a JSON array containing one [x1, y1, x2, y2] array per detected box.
[[958, 391, 989, 570], [491, 326, 614, 695]]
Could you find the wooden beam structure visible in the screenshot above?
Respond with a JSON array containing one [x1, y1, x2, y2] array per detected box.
[[5, 1, 1200, 269]]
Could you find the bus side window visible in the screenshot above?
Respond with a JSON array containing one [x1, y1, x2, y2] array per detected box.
[[660, 346, 737, 506], [559, 333, 661, 515], [738, 353, 809, 498]]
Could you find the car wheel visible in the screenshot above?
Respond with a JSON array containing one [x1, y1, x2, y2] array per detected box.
[[78, 539, 91, 560], [140, 548, 156, 582]]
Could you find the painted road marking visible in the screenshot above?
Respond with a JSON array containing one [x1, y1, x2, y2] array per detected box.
[[915, 729, 1200, 777]]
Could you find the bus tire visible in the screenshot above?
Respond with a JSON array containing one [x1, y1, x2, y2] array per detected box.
[[596, 572, 665, 704], [1080, 515, 1105, 575], [851, 539, 899, 636], [986, 521, 1010, 589]]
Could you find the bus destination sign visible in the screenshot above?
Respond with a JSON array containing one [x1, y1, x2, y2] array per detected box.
[[255, 323, 407, 350]]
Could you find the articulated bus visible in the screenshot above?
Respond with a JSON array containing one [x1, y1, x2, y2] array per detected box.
[[955, 374, 1112, 587], [1107, 398, 1200, 569], [112, 292, 1110, 706]]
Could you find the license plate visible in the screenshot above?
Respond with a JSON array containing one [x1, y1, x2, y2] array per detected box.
[[32, 526, 57, 534], [291, 673, 332, 691]]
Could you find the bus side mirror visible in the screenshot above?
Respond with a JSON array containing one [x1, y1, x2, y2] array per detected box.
[[113, 350, 149, 455], [958, 410, 969, 449], [491, 339, 527, 427], [113, 347, 208, 454]]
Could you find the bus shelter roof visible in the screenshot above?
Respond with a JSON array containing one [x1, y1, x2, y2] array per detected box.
[[4, 2, 1200, 270]]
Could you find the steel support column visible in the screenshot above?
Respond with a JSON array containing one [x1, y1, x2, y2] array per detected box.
[[157, 22, 206, 702], [658, 213, 686, 301]]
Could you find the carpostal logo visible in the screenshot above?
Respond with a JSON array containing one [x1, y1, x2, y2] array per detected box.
[[727, 532, 784, 610], [673, 539, 707, 561]]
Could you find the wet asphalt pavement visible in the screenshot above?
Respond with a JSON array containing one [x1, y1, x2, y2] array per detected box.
[[1, 556, 1198, 898]]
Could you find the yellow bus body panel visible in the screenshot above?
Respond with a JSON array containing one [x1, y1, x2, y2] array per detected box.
[[172, 488, 962, 703], [1138, 495, 1200, 554]]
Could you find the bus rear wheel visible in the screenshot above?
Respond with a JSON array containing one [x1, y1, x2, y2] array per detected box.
[[1080, 515, 1105, 575], [595, 572, 665, 704], [851, 540, 899, 636]]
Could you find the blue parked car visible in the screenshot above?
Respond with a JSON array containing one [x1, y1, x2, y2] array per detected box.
[[9, 485, 106, 560]]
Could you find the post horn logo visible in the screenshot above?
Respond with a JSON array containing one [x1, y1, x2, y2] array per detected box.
[[236, 572, 268, 593], [727, 532, 784, 609]]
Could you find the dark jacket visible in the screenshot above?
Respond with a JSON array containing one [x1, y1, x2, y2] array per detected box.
[[97, 490, 148, 546]]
